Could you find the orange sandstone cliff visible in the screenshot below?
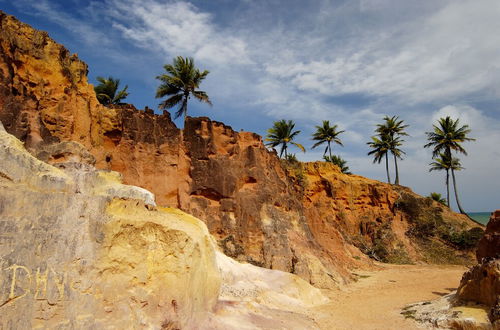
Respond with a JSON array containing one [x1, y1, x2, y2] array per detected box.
[[0, 11, 482, 287]]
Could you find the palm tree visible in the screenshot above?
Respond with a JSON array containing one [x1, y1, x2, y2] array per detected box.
[[156, 56, 211, 119], [266, 120, 305, 158], [376, 116, 408, 185], [312, 120, 345, 159], [428, 192, 447, 206], [367, 134, 391, 183], [94, 76, 129, 105], [425, 116, 475, 214], [324, 155, 351, 174]]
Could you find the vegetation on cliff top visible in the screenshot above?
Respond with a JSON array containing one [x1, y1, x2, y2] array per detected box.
[[94, 76, 129, 105]]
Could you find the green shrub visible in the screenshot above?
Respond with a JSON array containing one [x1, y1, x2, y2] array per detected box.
[[441, 227, 484, 250]]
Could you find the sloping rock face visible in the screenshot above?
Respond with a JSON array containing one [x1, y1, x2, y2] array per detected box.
[[299, 162, 480, 265], [0, 122, 221, 328], [0, 11, 482, 289], [457, 211, 500, 326]]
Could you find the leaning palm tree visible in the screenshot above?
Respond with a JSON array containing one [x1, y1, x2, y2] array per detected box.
[[156, 56, 211, 119], [367, 134, 391, 183], [266, 120, 305, 158], [311, 120, 345, 159], [425, 116, 475, 214], [94, 76, 129, 105], [324, 155, 351, 174], [376, 116, 408, 185]]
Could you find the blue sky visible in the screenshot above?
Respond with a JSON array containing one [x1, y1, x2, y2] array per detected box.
[[1, 0, 499, 212]]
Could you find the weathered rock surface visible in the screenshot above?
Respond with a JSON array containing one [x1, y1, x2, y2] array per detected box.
[[456, 210, 500, 326], [299, 162, 480, 265], [0, 10, 483, 290], [0, 122, 221, 328], [0, 122, 331, 328], [408, 294, 494, 330]]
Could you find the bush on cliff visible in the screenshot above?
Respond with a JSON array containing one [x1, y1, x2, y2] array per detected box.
[[94, 76, 129, 105]]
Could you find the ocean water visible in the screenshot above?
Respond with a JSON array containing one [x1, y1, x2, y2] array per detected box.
[[468, 212, 492, 225]]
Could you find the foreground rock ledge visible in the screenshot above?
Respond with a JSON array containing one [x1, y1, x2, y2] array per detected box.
[[0, 123, 221, 328]]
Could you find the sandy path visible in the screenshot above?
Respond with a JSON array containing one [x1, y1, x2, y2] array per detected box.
[[313, 263, 467, 330]]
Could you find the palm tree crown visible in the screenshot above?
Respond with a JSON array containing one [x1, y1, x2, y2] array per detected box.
[[429, 153, 463, 173], [376, 115, 408, 185], [312, 120, 345, 159], [94, 76, 129, 105], [156, 56, 212, 119], [266, 120, 305, 158], [424, 116, 475, 158], [376, 115, 409, 139]]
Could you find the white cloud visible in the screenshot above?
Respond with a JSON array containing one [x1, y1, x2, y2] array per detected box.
[[105, 0, 251, 66], [263, 0, 500, 104]]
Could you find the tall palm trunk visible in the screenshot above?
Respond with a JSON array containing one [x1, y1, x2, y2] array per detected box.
[[328, 141, 332, 159], [393, 152, 400, 185], [445, 169, 450, 208], [385, 153, 391, 183], [451, 168, 467, 214]]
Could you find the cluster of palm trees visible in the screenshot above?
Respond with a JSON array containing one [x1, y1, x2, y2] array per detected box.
[[264, 115, 475, 214], [367, 116, 408, 185], [265, 120, 351, 174], [94, 56, 211, 119], [264, 117, 410, 181], [95, 56, 476, 214]]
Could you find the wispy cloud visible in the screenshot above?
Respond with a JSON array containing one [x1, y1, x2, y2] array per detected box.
[[104, 0, 251, 66]]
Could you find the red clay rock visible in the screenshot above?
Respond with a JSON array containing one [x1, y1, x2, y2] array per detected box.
[[477, 210, 500, 261], [0, 11, 483, 288]]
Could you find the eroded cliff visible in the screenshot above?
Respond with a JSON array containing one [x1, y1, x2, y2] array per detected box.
[[0, 11, 482, 290]]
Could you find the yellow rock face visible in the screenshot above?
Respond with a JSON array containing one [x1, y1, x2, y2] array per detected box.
[[93, 200, 221, 328], [0, 123, 221, 329]]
